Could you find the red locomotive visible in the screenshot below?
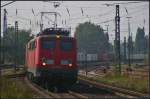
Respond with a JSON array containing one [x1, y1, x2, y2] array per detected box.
[[25, 28, 77, 89]]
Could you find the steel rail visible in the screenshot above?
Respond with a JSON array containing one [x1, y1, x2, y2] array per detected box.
[[24, 77, 54, 98], [25, 77, 89, 98], [78, 75, 149, 98], [68, 90, 88, 99]]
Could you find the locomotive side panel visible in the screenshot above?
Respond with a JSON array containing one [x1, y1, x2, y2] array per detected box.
[[26, 39, 38, 76]]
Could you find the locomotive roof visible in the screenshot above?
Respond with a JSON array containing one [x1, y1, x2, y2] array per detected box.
[[28, 28, 74, 43], [37, 28, 70, 37], [28, 35, 75, 43], [38, 35, 74, 39]]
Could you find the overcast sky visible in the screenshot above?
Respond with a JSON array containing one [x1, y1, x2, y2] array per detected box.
[[1, 1, 149, 43]]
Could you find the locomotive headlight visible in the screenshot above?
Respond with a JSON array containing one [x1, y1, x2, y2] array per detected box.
[[69, 63, 72, 67], [61, 60, 72, 66], [56, 35, 60, 38], [42, 62, 46, 66]]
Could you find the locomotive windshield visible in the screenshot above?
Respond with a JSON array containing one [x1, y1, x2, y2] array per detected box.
[[61, 40, 73, 51], [42, 40, 55, 50]]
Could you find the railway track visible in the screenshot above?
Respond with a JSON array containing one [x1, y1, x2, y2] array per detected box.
[[25, 77, 89, 98], [2, 72, 117, 98], [78, 75, 149, 98], [2, 68, 149, 98], [80, 65, 149, 79], [25, 76, 117, 98]]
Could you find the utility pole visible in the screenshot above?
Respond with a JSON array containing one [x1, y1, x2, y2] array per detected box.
[[105, 25, 109, 40], [2, 9, 7, 64], [124, 37, 127, 64], [143, 19, 145, 31], [85, 52, 87, 76], [126, 16, 132, 68], [40, 12, 44, 32], [149, 28, 150, 73], [105, 24, 109, 66], [115, 5, 121, 74], [14, 21, 18, 69], [54, 13, 57, 28], [0, 22, 2, 65], [130, 33, 133, 65]]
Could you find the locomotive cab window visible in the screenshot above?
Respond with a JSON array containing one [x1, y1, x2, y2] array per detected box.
[[61, 40, 73, 51], [41, 40, 55, 50], [28, 41, 35, 50], [30, 41, 36, 50]]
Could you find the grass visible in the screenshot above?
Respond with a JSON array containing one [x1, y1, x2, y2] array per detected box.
[[0, 68, 39, 98], [0, 77, 35, 98], [80, 72, 149, 94], [2, 68, 25, 76], [101, 73, 149, 93]]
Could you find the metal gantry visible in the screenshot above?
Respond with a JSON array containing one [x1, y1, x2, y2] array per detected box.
[[115, 5, 121, 73]]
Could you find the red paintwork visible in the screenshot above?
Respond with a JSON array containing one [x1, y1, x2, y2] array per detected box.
[[25, 35, 77, 70]]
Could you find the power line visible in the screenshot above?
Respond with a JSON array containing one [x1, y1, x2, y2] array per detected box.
[[95, 6, 148, 25], [63, 1, 146, 8], [69, 9, 114, 21], [122, 3, 148, 10], [1, 1, 16, 8], [7, 15, 30, 21], [68, 5, 148, 25], [103, 1, 146, 7]]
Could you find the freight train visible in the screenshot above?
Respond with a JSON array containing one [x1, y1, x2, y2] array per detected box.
[[25, 28, 78, 89]]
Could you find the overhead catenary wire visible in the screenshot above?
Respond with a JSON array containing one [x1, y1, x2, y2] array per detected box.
[[6, 6, 148, 30], [2, 1, 148, 36], [67, 4, 147, 23], [32, 8, 35, 16], [62, 1, 146, 8], [93, 6, 148, 25], [102, 1, 146, 6], [2, 3, 147, 23], [66, 8, 70, 17], [69, 9, 114, 21], [1, 1, 16, 8], [81, 7, 84, 16]]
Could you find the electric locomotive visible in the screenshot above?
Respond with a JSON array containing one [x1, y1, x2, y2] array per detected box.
[[25, 28, 77, 88]]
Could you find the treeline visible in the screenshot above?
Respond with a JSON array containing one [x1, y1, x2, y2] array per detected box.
[[75, 22, 149, 56], [134, 27, 149, 54], [1, 26, 33, 64], [75, 22, 113, 54], [121, 27, 149, 55]]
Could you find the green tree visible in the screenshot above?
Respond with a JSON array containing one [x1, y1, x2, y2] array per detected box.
[[75, 22, 111, 54], [135, 27, 147, 54], [2, 26, 33, 64]]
